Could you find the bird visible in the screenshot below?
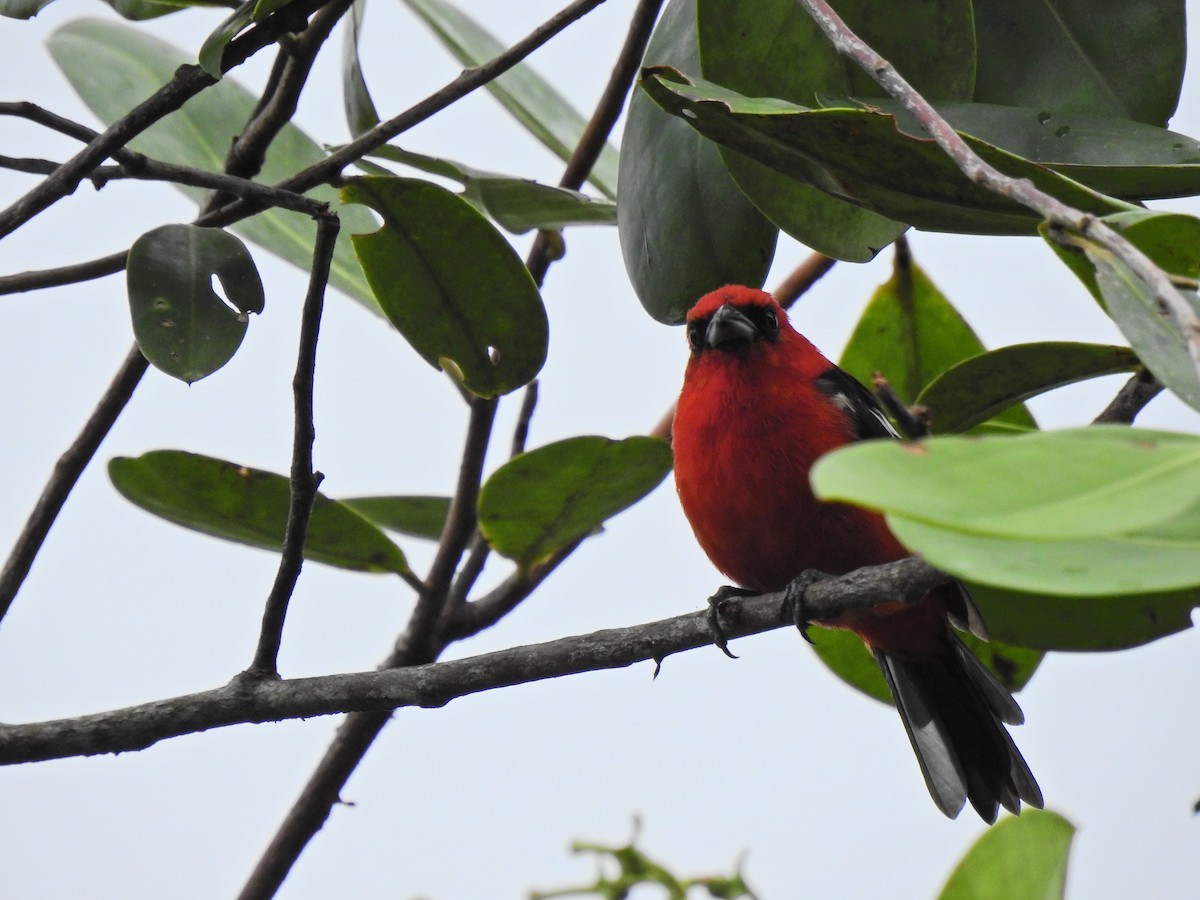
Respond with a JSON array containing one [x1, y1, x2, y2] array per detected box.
[[671, 284, 1042, 822]]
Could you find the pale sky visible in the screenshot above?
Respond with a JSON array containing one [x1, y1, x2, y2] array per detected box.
[[2, 3, 1199, 898]]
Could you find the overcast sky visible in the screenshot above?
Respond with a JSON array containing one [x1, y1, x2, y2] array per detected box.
[[3, 2, 1200, 898]]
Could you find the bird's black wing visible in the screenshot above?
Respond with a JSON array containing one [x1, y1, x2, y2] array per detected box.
[[814, 366, 900, 441]]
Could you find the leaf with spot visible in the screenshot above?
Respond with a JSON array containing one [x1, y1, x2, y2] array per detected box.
[[345, 176, 548, 397], [478, 437, 673, 569], [109, 451, 411, 574], [127, 224, 264, 384]]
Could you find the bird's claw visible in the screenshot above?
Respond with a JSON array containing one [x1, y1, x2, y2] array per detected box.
[[780, 569, 830, 644], [705, 585, 757, 659]]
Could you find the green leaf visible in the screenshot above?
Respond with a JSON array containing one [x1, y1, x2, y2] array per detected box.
[[857, 99, 1200, 200], [967, 582, 1198, 652], [838, 256, 1035, 431], [618, 0, 778, 324], [697, 0, 978, 260], [47, 19, 382, 315], [478, 436, 672, 569], [640, 68, 1137, 236], [127, 224, 264, 384], [939, 809, 1074, 900], [109, 451, 411, 574], [369, 146, 616, 233], [341, 496, 450, 541], [1061, 234, 1200, 412], [1, 0, 55, 17], [917, 343, 1140, 434], [812, 428, 1200, 595], [341, 0, 380, 138], [198, 3, 254, 78], [400, 0, 618, 199], [344, 176, 547, 397], [105, 0, 229, 18], [972, 0, 1184, 127]]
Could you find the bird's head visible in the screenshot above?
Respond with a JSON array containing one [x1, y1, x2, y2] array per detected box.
[[684, 285, 789, 355]]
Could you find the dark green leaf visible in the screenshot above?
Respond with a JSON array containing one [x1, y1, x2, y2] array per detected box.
[[344, 176, 547, 397], [619, 0, 778, 324], [48, 19, 381, 314], [917, 342, 1140, 434], [103, 0, 229, 20], [640, 69, 1135, 235], [198, 4, 254, 78], [813, 428, 1200, 595], [697, 0, 978, 260], [127, 224, 264, 384], [939, 809, 1074, 900], [857, 99, 1200, 200], [341, 496, 450, 541], [1051, 229, 1200, 412], [478, 436, 672, 568], [972, 0, 1184, 127], [109, 451, 410, 574], [253, 0, 291, 17], [838, 255, 1035, 431], [401, 0, 618, 199], [341, 0, 380, 138], [968, 582, 1197, 651]]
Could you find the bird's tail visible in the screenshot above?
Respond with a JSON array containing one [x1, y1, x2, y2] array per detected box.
[[875, 637, 1043, 821]]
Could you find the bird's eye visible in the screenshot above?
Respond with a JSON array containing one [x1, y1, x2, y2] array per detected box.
[[760, 307, 779, 338], [686, 320, 707, 351]]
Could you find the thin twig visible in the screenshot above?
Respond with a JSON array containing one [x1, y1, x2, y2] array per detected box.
[[797, 0, 1200, 386], [0, 0, 332, 238], [205, 0, 612, 232], [206, 0, 354, 212], [0, 252, 128, 296], [1093, 369, 1164, 424], [244, 211, 340, 678], [0, 557, 950, 765], [0, 346, 148, 623]]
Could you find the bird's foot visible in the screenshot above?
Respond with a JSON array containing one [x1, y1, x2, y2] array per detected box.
[[705, 585, 758, 659], [780, 569, 831, 644]]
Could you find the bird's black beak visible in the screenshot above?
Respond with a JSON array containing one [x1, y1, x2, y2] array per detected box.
[[705, 303, 758, 349]]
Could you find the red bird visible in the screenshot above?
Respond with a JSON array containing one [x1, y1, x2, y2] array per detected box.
[[672, 285, 1042, 821]]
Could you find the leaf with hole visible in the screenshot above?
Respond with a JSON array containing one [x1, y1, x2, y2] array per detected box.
[[344, 176, 547, 397], [109, 451, 411, 574], [48, 19, 381, 314], [619, 0, 778, 324], [127, 224, 264, 384], [478, 436, 672, 569]]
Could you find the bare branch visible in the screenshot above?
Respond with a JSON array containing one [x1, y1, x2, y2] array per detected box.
[[0, 0, 334, 238], [797, 0, 1200, 386], [0, 346, 148, 623], [244, 211, 340, 678], [0, 557, 950, 766], [1093, 369, 1164, 424]]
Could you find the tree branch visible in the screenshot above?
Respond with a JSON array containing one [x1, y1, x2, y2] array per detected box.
[[0, 0, 334, 238], [1093, 368, 1164, 424], [0, 345, 148, 623], [796, 0, 1200, 386], [0, 557, 949, 766], [244, 211, 340, 677]]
